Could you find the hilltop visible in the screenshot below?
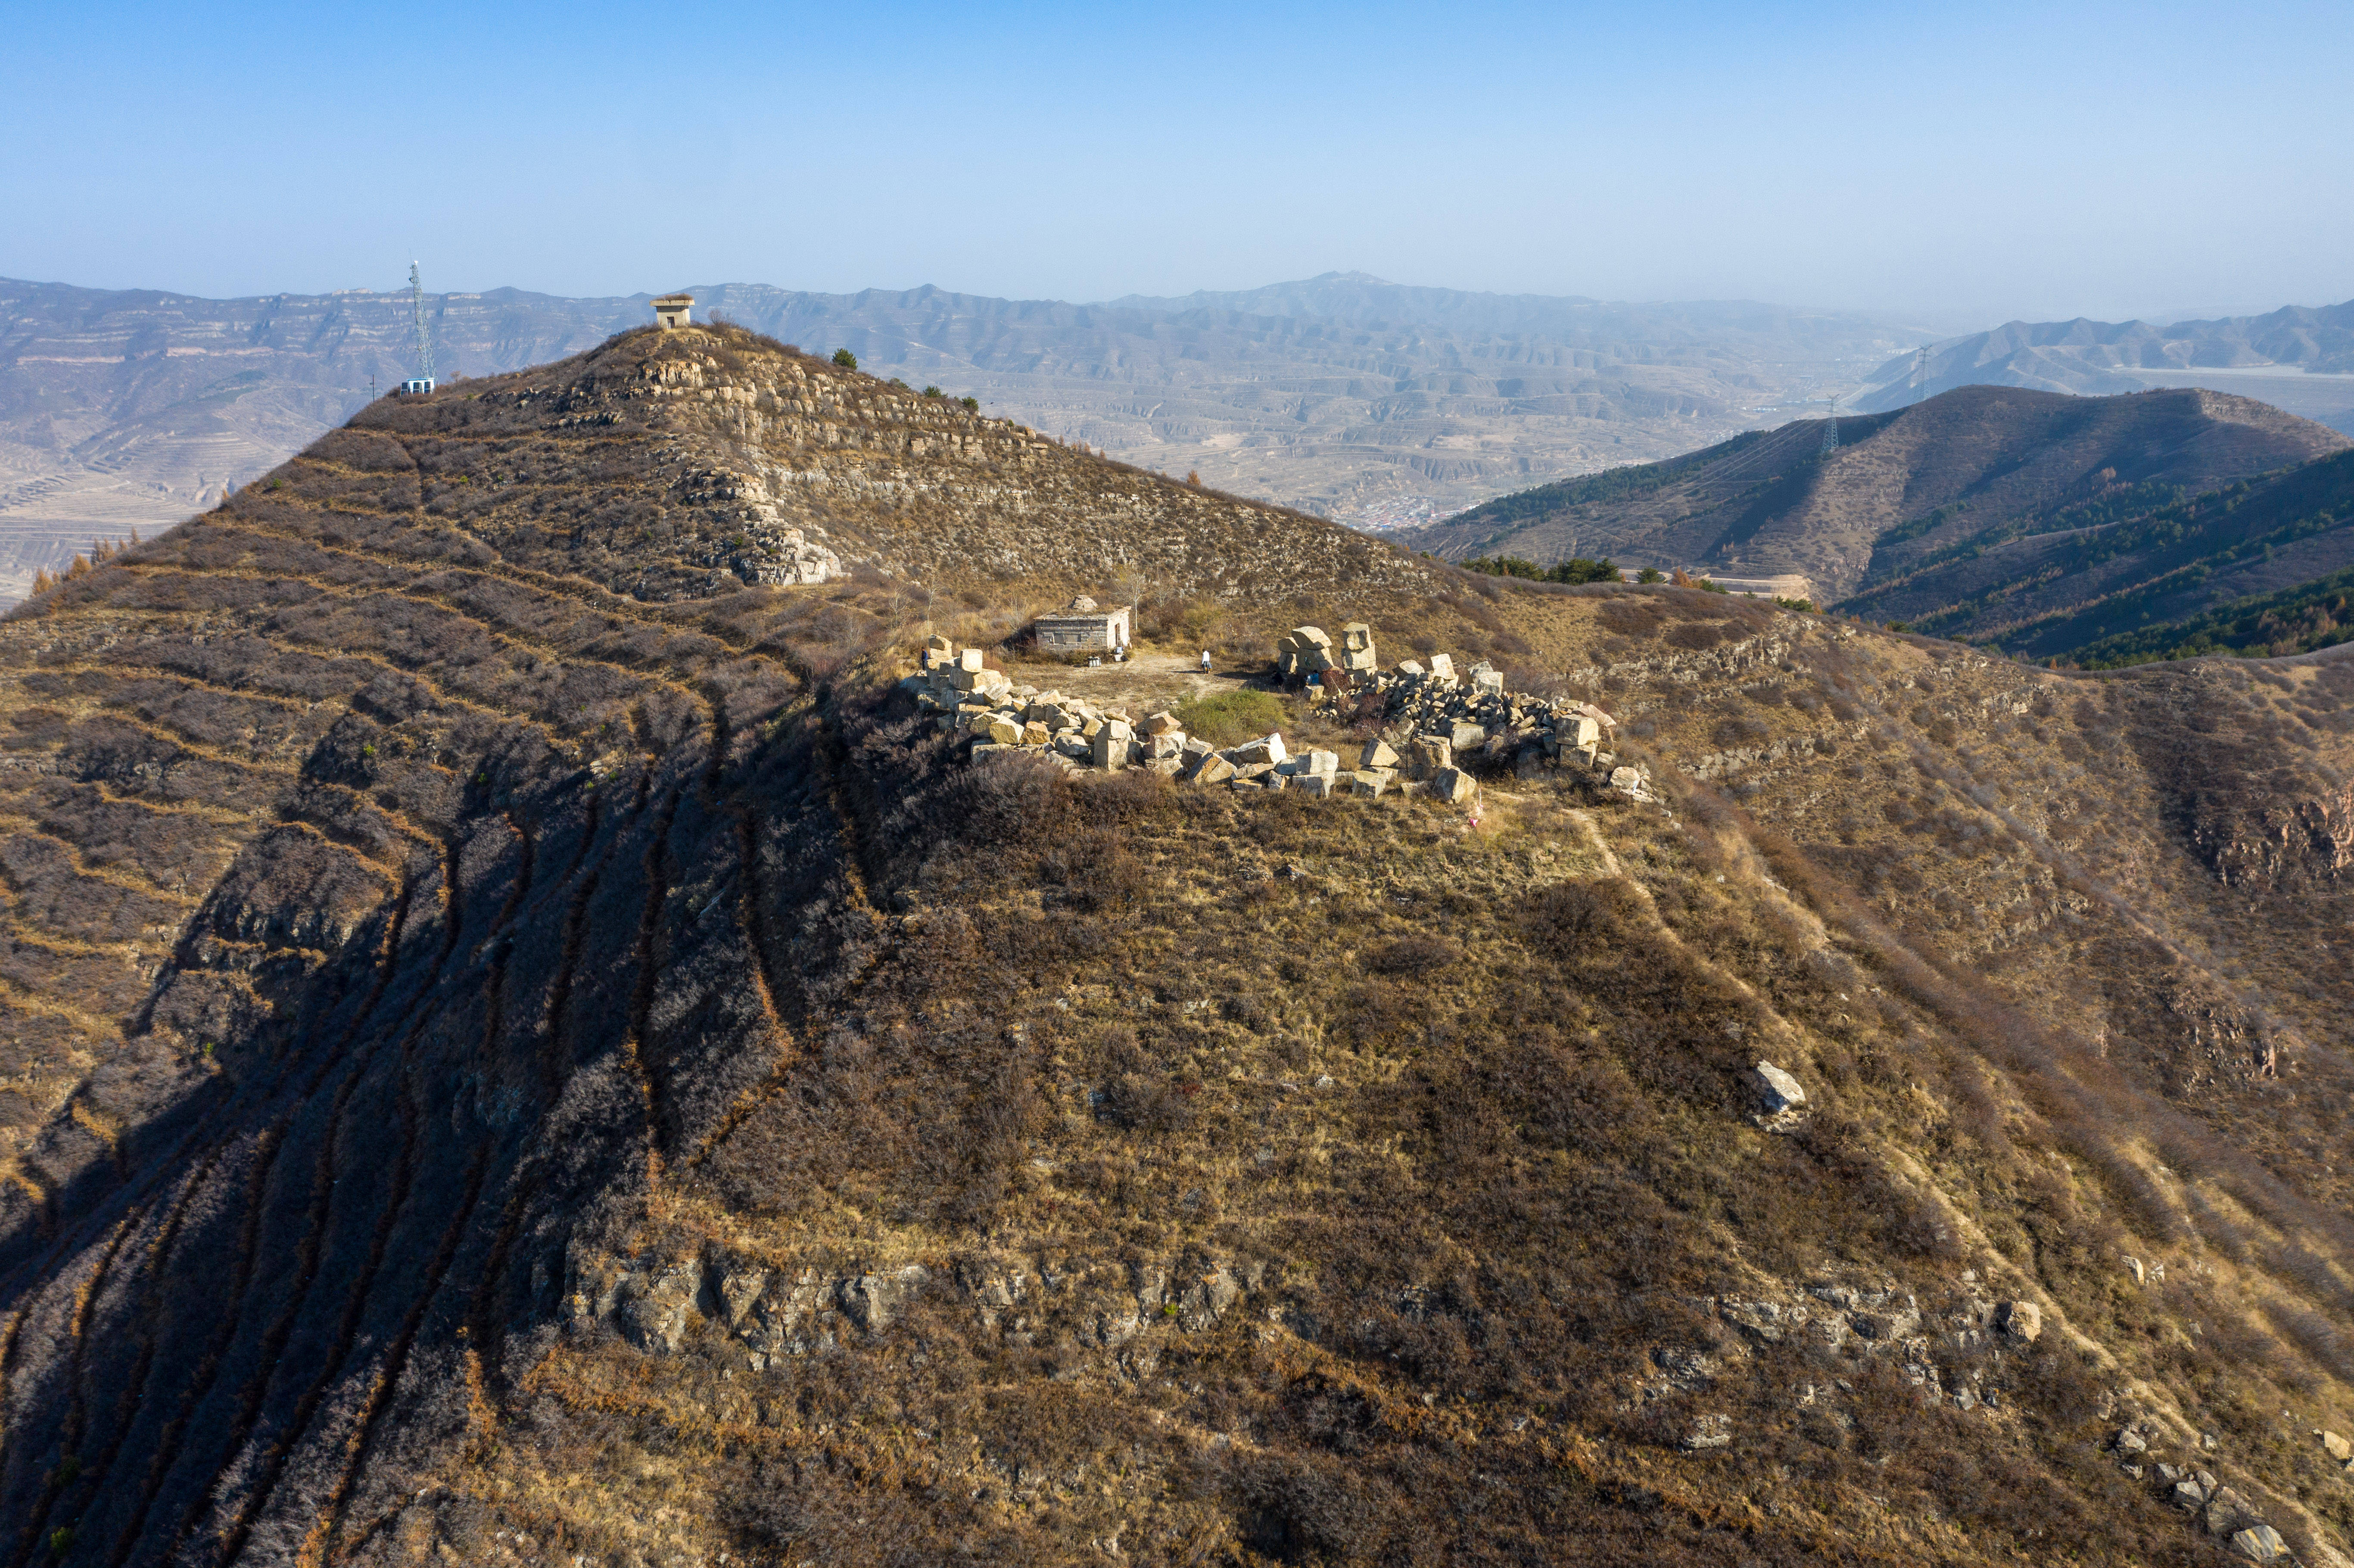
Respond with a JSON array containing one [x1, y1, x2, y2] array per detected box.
[[7, 324, 2354, 1565], [1401, 385, 2349, 604]]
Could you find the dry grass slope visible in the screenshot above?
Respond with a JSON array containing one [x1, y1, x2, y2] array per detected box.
[[0, 328, 2351, 1567]]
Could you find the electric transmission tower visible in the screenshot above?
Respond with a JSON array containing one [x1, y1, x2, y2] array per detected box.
[[408, 261, 436, 392], [1821, 391, 1840, 456], [1914, 345, 1931, 406]]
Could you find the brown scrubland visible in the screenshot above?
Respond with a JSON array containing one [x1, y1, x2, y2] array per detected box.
[[1, 323, 2352, 1566]]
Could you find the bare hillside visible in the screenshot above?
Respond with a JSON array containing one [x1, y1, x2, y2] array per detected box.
[[7, 327, 2354, 1565], [1403, 385, 2349, 603]]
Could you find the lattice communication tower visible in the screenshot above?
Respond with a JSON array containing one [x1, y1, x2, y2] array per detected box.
[[406, 261, 436, 393]]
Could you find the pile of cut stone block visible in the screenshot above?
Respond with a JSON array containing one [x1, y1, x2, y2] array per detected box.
[[1316, 649, 1625, 785], [1275, 622, 1378, 679], [901, 638, 1193, 772]]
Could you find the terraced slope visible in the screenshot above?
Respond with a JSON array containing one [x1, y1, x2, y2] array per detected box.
[[7, 324, 2354, 1567], [0, 323, 1441, 1565]]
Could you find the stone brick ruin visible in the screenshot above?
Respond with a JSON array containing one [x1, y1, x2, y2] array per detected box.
[[900, 627, 1645, 804], [1310, 641, 1643, 798]]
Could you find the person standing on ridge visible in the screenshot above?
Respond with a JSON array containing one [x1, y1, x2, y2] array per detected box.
[[1199, 649, 1212, 672]]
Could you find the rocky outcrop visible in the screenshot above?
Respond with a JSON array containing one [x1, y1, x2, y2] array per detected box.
[[566, 1245, 1265, 1373]]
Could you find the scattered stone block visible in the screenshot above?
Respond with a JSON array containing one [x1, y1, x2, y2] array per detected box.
[[1995, 1300, 2042, 1342], [1350, 770, 1390, 798], [2206, 1488, 2258, 1537], [2230, 1524, 2287, 1562], [1450, 722, 1487, 752], [1396, 659, 1426, 678], [1293, 773, 1336, 798], [1426, 653, 1456, 681], [1404, 735, 1452, 780], [986, 716, 1022, 745], [1276, 626, 1334, 678], [1147, 731, 1187, 760], [958, 647, 985, 672], [1232, 732, 1288, 766], [2320, 1430, 2352, 1462], [1142, 711, 1182, 735], [1428, 767, 1476, 804], [1681, 1413, 1733, 1451], [1554, 714, 1602, 751], [1753, 1061, 1806, 1114], [1090, 721, 1135, 770], [1192, 754, 1237, 785], [1022, 721, 1050, 747], [1305, 749, 1340, 776], [1361, 739, 1398, 770]]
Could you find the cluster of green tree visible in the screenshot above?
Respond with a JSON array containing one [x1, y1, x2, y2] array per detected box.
[[1459, 554, 1622, 584], [2071, 563, 2354, 667]]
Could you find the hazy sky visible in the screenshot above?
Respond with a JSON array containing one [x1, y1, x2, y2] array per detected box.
[[5, 0, 2348, 327]]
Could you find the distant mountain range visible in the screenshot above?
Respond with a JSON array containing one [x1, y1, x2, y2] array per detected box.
[[1853, 300, 2354, 421], [0, 273, 1920, 602]]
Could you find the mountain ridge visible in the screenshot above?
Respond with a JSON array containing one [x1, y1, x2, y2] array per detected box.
[[1854, 300, 2354, 416], [1395, 384, 2350, 604]]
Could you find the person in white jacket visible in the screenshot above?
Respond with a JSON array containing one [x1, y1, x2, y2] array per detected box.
[[1199, 649, 1212, 672]]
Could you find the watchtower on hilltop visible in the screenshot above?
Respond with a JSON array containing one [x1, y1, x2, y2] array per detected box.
[[652, 294, 694, 329]]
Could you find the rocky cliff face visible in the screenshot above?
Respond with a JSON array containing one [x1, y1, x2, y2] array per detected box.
[[5, 330, 2354, 1566]]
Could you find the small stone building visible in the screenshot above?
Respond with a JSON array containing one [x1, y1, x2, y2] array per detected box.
[[1031, 597, 1133, 653], [652, 294, 694, 329]]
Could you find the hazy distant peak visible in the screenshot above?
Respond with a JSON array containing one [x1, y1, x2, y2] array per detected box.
[[1857, 297, 2354, 412]]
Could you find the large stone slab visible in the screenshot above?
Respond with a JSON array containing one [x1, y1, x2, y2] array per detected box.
[[1428, 767, 1476, 804]]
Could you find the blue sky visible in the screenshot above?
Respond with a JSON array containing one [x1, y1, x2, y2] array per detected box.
[[4, 0, 2348, 324]]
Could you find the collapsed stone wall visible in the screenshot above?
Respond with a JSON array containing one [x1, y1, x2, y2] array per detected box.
[[902, 628, 1658, 805]]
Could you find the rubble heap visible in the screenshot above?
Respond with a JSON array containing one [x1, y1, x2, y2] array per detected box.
[[902, 633, 1653, 806], [1317, 652, 1648, 798]]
